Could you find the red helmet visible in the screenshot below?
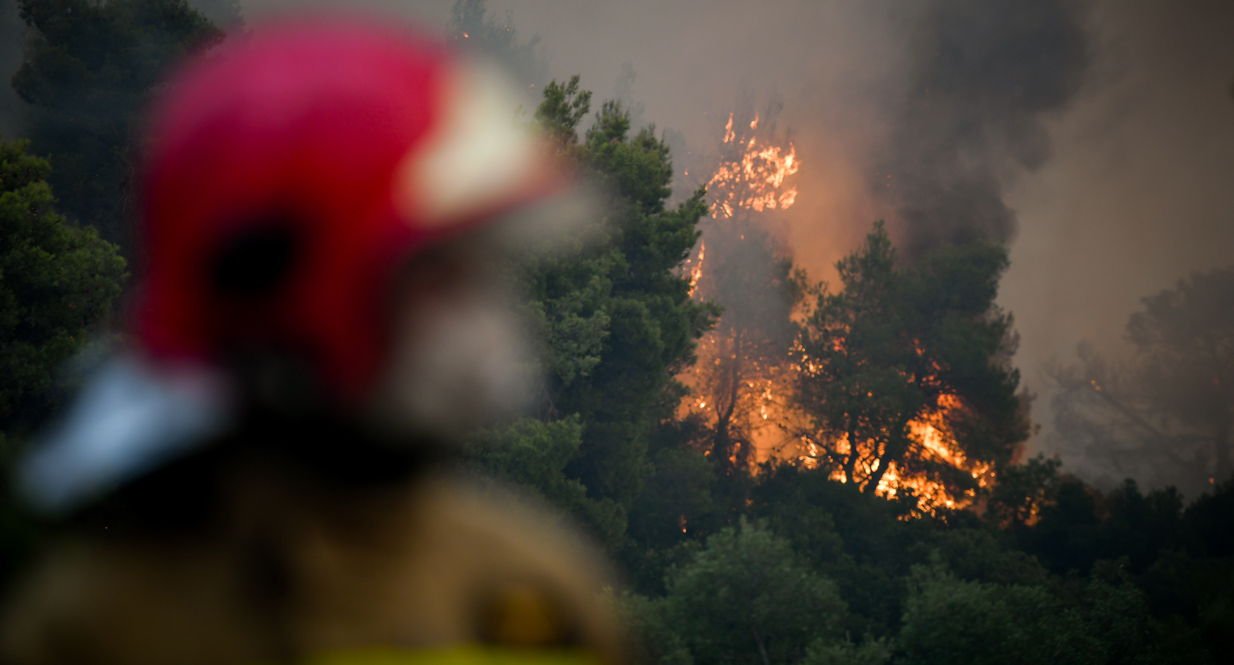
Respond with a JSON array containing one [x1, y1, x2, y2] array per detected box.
[[137, 17, 558, 403], [21, 17, 566, 514]]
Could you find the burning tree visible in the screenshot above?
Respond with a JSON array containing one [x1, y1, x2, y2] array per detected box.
[[681, 106, 804, 476], [690, 227, 804, 476], [791, 222, 1028, 513], [705, 111, 798, 221]]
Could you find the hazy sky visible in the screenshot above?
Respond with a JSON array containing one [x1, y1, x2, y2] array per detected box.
[[7, 0, 1234, 472]]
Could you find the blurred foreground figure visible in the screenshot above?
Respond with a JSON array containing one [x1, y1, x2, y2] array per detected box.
[[2, 18, 619, 665]]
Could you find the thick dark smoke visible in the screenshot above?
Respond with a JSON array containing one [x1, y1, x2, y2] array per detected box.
[[875, 0, 1089, 259], [1002, 0, 1234, 484]]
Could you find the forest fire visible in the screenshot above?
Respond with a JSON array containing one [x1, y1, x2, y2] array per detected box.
[[688, 240, 706, 296], [790, 331, 999, 515], [9, 3, 1232, 661], [706, 113, 799, 219], [879, 395, 993, 513], [798, 392, 993, 515], [682, 108, 996, 515], [678, 109, 802, 473]]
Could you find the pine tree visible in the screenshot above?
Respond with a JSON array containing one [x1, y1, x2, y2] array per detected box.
[[12, 0, 223, 248], [0, 135, 126, 450]]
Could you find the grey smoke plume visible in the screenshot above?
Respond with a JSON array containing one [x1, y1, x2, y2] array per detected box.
[[875, 0, 1089, 259], [133, 0, 1234, 488], [447, 0, 547, 90]]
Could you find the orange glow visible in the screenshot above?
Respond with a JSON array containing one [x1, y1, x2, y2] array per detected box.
[[687, 240, 706, 297], [707, 113, 799, 220], [797, 392, 994, 516], [676, 109, 990, 514], [675, 110, 804, 471]]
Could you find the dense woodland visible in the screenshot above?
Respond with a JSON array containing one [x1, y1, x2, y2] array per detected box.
[[1, 1, 1233, 663]]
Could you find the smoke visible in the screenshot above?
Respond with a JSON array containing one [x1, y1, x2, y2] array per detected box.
[[872, 0, 1089, 259], [224, 0, 1234, 487], [1001, 0, 1234, 436], [447, 0, 548, 89]]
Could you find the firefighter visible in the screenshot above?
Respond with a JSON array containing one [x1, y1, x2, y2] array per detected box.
[[1, 18, 620, 665]]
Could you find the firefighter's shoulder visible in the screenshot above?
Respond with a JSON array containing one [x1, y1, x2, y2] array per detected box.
[[1, 472, 622, 665], [296, 472, 623, 659]]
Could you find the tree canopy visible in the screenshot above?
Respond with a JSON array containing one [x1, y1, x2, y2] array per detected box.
[[468, 76, 715, 549], [792, 221, 1027, 509], [12, 0, 223, 248], [0, 135, 126, 448], [1051, 266, 1234, 497]]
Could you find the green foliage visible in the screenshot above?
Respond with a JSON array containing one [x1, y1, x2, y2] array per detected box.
[[1022, 478, 1186, 577], [641, 521, 848, 665], [535, 76, 592, 153], [608, 589, 695, 665], [471, 78, 714, 562], [0, 136, 125, 596], [928, 526, 1049, 588], [750, 464, 920, 636], [0, 136, 126, 444], [517, 79, 714, 510], [466, 418, 626, 546], [1184, 477, 1234, 558], [584, 101, 674, 217], [985, 453, 1063, 527], [802, 637, 892, 665], [1081, 565, 1176, 665], [793, 220, 1027, 503], [898, 560, 1100, 665], [627, 446, 715, 550], [13, 0, 223, 246], [1021, 477, 1103, 575]]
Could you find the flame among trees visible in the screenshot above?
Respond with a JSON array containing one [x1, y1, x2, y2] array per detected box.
[[707, 112, 799, 219], [683, 105, 1028, 514], [681, 105, 806, 481], [790, 223, 1027, 511], [687, 225, 803, 477]]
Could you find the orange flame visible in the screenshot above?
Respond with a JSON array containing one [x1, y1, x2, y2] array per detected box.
[[707, 113, 799, 219], [801, 393, 993, 516], [688, 240, 706, 297], [675, 110, 804, 471]]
